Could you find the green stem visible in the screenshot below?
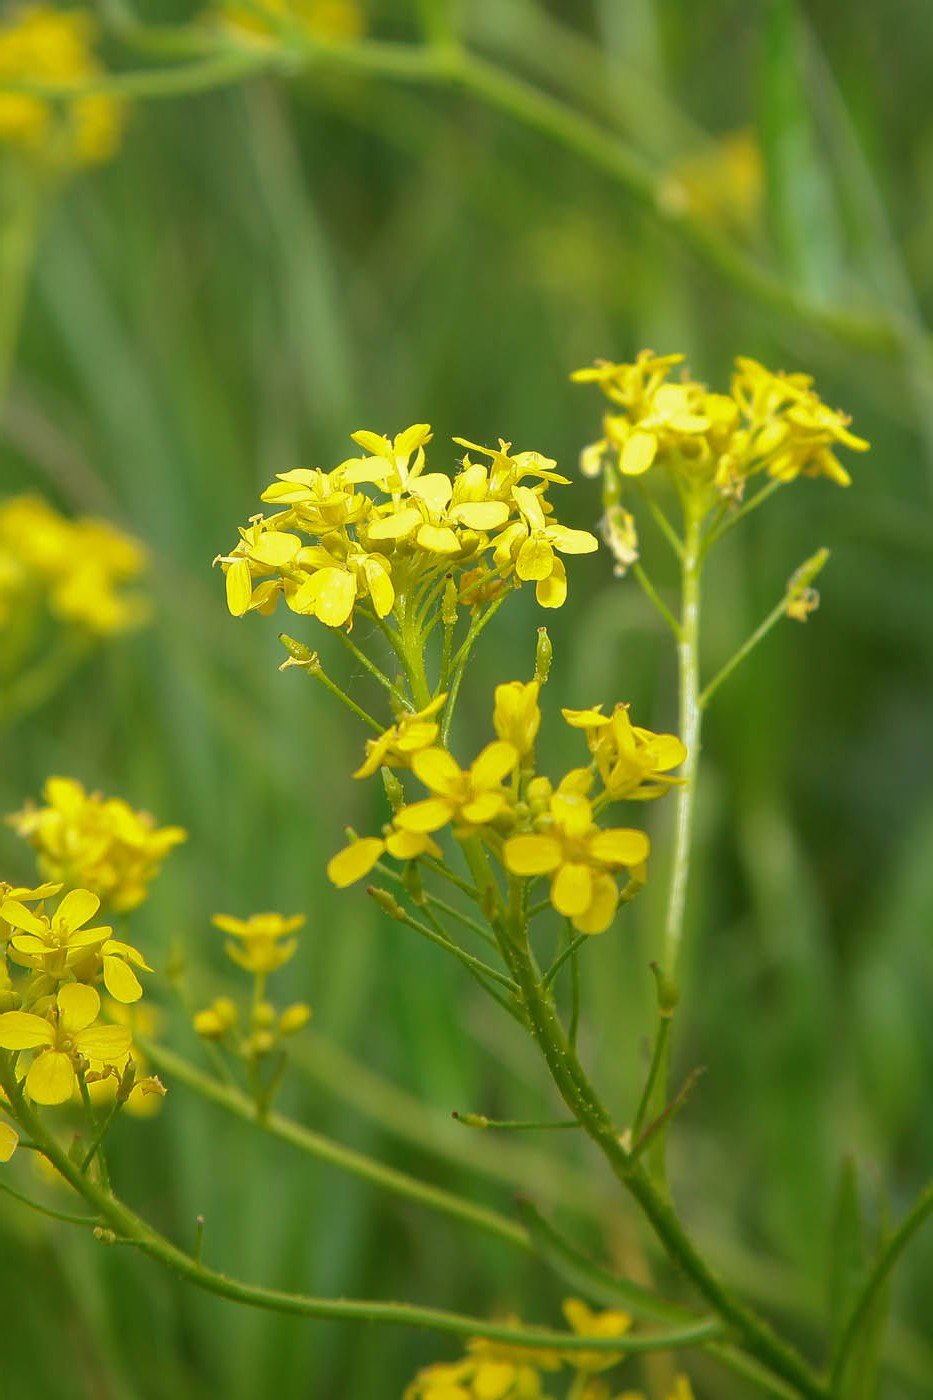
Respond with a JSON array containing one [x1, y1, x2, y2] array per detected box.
[[631, 1010, 674, 1141], [501, 933, 826, 1399], [829, 1182, 933, 1393], [701, 478, 785, 556], [661, 504, 703, 983], [0, 1175, 102, 1227], [700, 595, 790, 711], [370, 891, 517, 994], [334, 628, 411, 708], [0, 163, 45, 420], [0, 1058, 724, 1364], [139, 1039, 528, 1253]]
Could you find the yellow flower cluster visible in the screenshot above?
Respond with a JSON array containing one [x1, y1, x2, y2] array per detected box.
[[573, 351, 868, 499], [404, 1299, 676, 1400], [216, 426, 597, 630], [328, 681, 683, 935], [193, 912, 311, 1063], [0, 877, 166, 1141], [219, 0, 366, 45], [8, 777, 187, 913], [0, 5, 123, 168], [0, 494, 147, 636]]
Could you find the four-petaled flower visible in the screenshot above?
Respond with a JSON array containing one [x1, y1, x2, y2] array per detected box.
[[354, 694, 447, 779], [212, 912, 306, 974], [0, 982, 132, 1105], [503, 773, 649, 934], [562, 704, 686, 800], [396, 742, 519, 834]]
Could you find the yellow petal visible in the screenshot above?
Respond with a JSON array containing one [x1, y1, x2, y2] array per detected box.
[[459, 793, 504, 826], [516, 535, 553, 581], [412, 747, 462, 796], [393, 798, 454, 833], [589, 829, 651, 867], [77, 1025, 133, 1061], [57, 982, 101, 1034], [416, 523, 461, 555], [503, 834, 562, 876], [552, 862, 593, 918], [26, 1051, 76, 1106], [621, 431, 657, 476], [0, 901, 47, 937], [362, 555, 394, 618], [470, 741, 518, 789], [367, 508, 422, 541], [312, 568, 357, 628], [103, 955, 143, 1004], [0, 1121, 18, 1162], [573, 874, 619, 935], [56, 888, 101, 933], [226, 557, 253, 617], [0, 1010, 54, 1050], [535, 557, 567, 608], [449, 501, 509, 530], [547, 524, 599, 555], [326, 838, 385, 888], [248, 531, 301, 567]]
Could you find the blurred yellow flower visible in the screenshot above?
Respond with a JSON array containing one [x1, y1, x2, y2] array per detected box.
[[0, 981, 131, 1105], [212, 911, 304, 974], [0, 4, 123, 168], [8, 777, 186, 913], [561, 1298, 631, 1373], [665, 128, 764, 236]]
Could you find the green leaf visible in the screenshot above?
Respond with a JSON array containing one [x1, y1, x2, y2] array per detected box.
[[828, 1155, 866, 1343]]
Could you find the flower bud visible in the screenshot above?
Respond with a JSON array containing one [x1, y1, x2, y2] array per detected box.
[[279, 1002, 312, 1036], [534, 627, 552, 686]]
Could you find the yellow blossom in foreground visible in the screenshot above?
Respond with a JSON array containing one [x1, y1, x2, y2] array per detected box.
[[218, 425, 591, 635], [0, 982, 131, 1105], [354, 694, 447, 779], [0, 5, 123, 167], [8, 777, 186, 912], [562, 704, 686, 800], [396, 742, 519, 835], [0, 1119, 18, 1162], [503, 773, 649, 934], [212, 912, 305, 974], [0, 879, 61, 943], [404, 1354, 551, 1400]]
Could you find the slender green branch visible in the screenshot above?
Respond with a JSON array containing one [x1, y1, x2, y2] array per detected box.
[[542, 933, 587, 989], [638, 485, 685, 560], [0, 1175, 102, 1227], [632, 563, 682, 639], [333, 628, 411, 708], [139, 1038, 528, 1252], [701, 478, 785, 556], [0, 1063, 727, 1364], [829, 1182, 933, 1392], [499, 930, 827, 1399], [372, 859, 499, 950], [453, 1112, 580, 1132], [631, 1010, 674, 1141], [366, 889, 517, 993]]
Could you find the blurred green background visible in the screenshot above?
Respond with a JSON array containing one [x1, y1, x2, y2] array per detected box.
[[1, 1, 931, 1396]]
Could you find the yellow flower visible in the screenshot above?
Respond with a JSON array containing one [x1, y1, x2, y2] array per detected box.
[[665, 128, 764, 236], [0, 982, 131, 1105], [0, 494, 147, 636], [212, 911, 305, 974], [562, 1298, 631, 1373], [354, 694, 447, 778], [493, 485, 598, 608], [503, 773, 649, 934], [0, 878, 61, 943], [493, 680, 541, 757], [84, 999, 165, 1117], [8, 777, 186, 912], [2, 885, 110, 976], [193, 996, 239, 1040], [0, 5, 123, 168], [0, 1119, 18, 1162], [404, 1354, 551, 1400], [326, 827, 442, 888], [395, 742, 519, 835], [574, 351, 867, 500], [562, 704, 686, 800]]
